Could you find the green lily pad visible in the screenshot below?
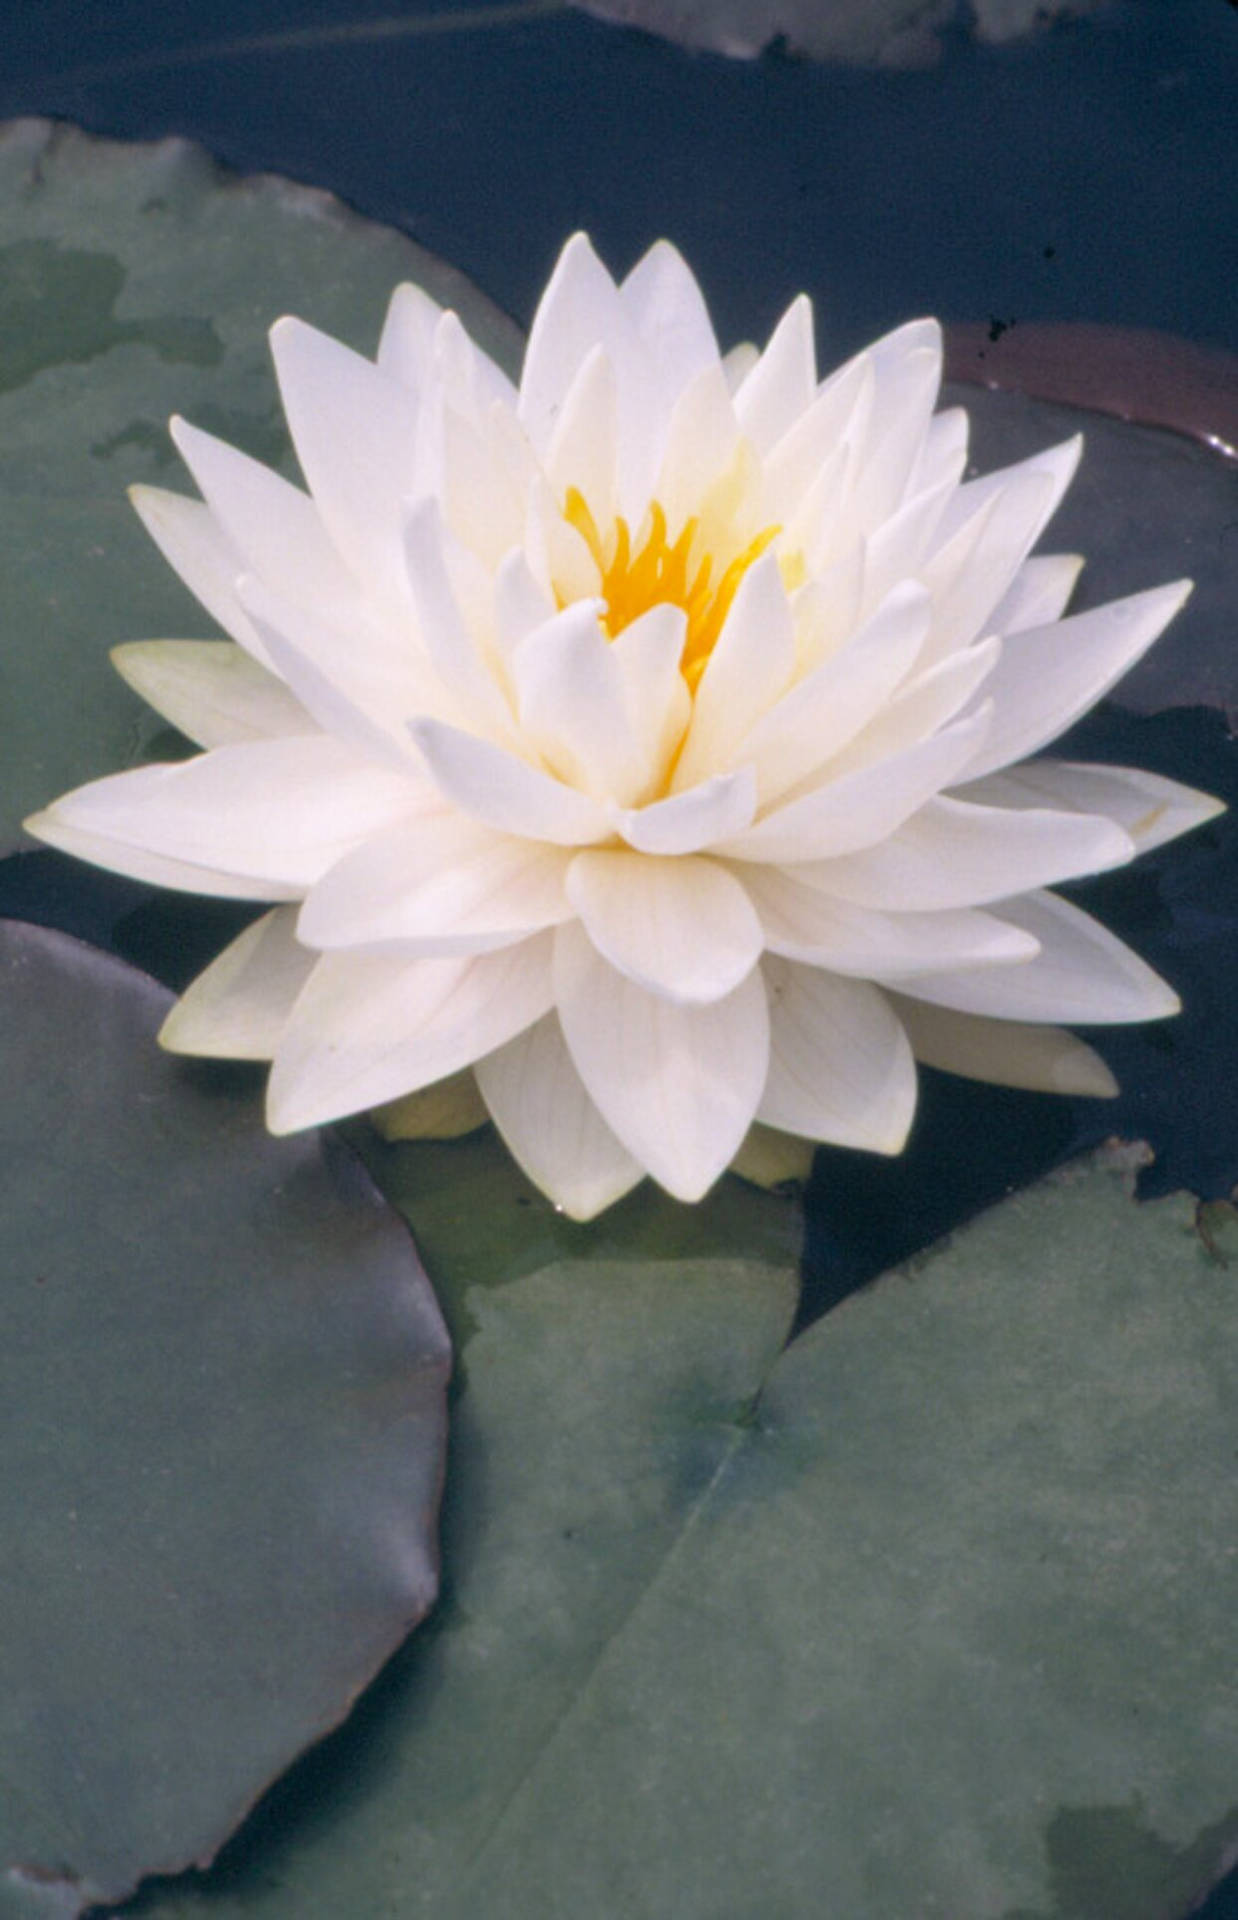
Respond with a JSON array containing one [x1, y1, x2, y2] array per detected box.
[[114, 1139, 1238, 1919], [0, 920, 451, 1919], [0, 116, 521, 854]]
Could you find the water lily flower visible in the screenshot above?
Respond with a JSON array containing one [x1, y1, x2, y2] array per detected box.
[[26, 236, 1221, 1218]]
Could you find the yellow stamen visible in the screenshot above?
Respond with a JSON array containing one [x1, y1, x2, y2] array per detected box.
[[561, 485, 782, 690]]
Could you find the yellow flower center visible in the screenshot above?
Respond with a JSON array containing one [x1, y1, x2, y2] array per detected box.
[[562, 486, 781, 691]]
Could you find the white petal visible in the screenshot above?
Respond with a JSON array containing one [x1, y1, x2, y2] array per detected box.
[[566, 850, 763, 1004], [620, 239, 721, 390], [672, 550, 796, 790], [888, 994, 1119, 1097], [827, 635, 1001, 774], [758, 957, 916, 1153], [733, 294, 816, 453], [28, 738, 420, 890], [554, 921, 769, 1201], [493, 549, 557, 666], [476, 1014, 644, 1219], [607, 604, 693, 800], [613, 767, 758, 855], [24, 802, 302, 901], [268, 934, 554, 1131], [655, 362, 741, 536], [905, 404, 968, 497], [111, 640, 314, 748], [236, 575, 421, 766], [858, 471, 960, 617], [298, 812, 572, 953], [269, 316, 421, 597], [129, 485, 266, 660], [896, 889, 1179, 1024], [520, 235, 638, 457], [411, 716, 609, 845], [719, 705, 992, 864], [543, 344, 618, 528], [169, 419, 356, 620], [964, 759, 1225, 855], [511, 601, 647, 804], [801, 794, 1133, 910], [738, 581, 931, 806], [847, 341, 942, 529], [739, 867, 1038, 975], [761, 357, 871, 530], [988, 553, 1083, 634], [921, 442, 1081, 659], [376, 279, 442, 389], [441, 404, 526, 566], [958, 582, 1194, 781], [159, 907, 314, 1059], [402, 498, 516, 742], [431, 308, 519, 421]]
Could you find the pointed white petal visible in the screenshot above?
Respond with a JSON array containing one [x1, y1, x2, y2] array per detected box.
[[922, 442, 1082, 658], [847, 342, 942, 529], [958, 582, 1194, 781], [607, 604, 693, 800], [566, 850, 763, 1004], [402, 498, 516, 742], [24, 798, 302, 901], [740, 866, 1038, 974], [655, 362, 741, 535], [431, 308, 519, 420], [803, 793, 1133, 910], [511, 600, 648, 804], [739, 581, 931, 806], [476, 1013, 644, 1219], [543, 344, 618, 528], [858, 471, 960, 617], [29, 738, 419, 890], [758, 957, 916, 1153], [719, 706, 991, 864], [988, 553, 1083, 634], [733, 294, 817, 453], [376, 279, 442, 388], [620, 238, 721, 389], [673, 550, 796, 790], [762, 355, 871, 528], [237, 574, 422, 766], [905, 404, 968, 497], [896, 889, 1180, 1024], [554, 922, 769, 1201], [169, 418, 356, 619], [888, 993, 1119, 1097], [267, 934, 554, 1131], [411, 716, 609, 845], [519, 234, 637, 456], [269, 316, 421, 596], [159, 907, 314, 1059], [129, 485, 266, 659], [964, 759, 1225, 855], [613, 767, 758, 855], [111, 640, 314, 748], [493, 549, 557, 666], [298, 812, 572, 953], [827, 636, 1001, 774], [441, 404, 526, 566]]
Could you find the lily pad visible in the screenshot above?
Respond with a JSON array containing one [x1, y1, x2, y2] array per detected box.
[[0, 116, 521, 853], [0, 920, 451, 1918], [569, 0, 1108, 62], [110, 1142, 1238, 1919]]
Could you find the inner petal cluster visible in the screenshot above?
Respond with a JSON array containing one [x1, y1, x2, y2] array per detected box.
[[559, 485, 781, 691]]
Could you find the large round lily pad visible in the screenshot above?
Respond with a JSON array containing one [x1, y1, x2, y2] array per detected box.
[[0, 920, 450, 1918], [105, 1138, 1238, 1920], [0, 116, 520, 853]]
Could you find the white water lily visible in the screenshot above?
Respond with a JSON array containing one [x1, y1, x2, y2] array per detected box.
[[27, 236, 1221, 1218]]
